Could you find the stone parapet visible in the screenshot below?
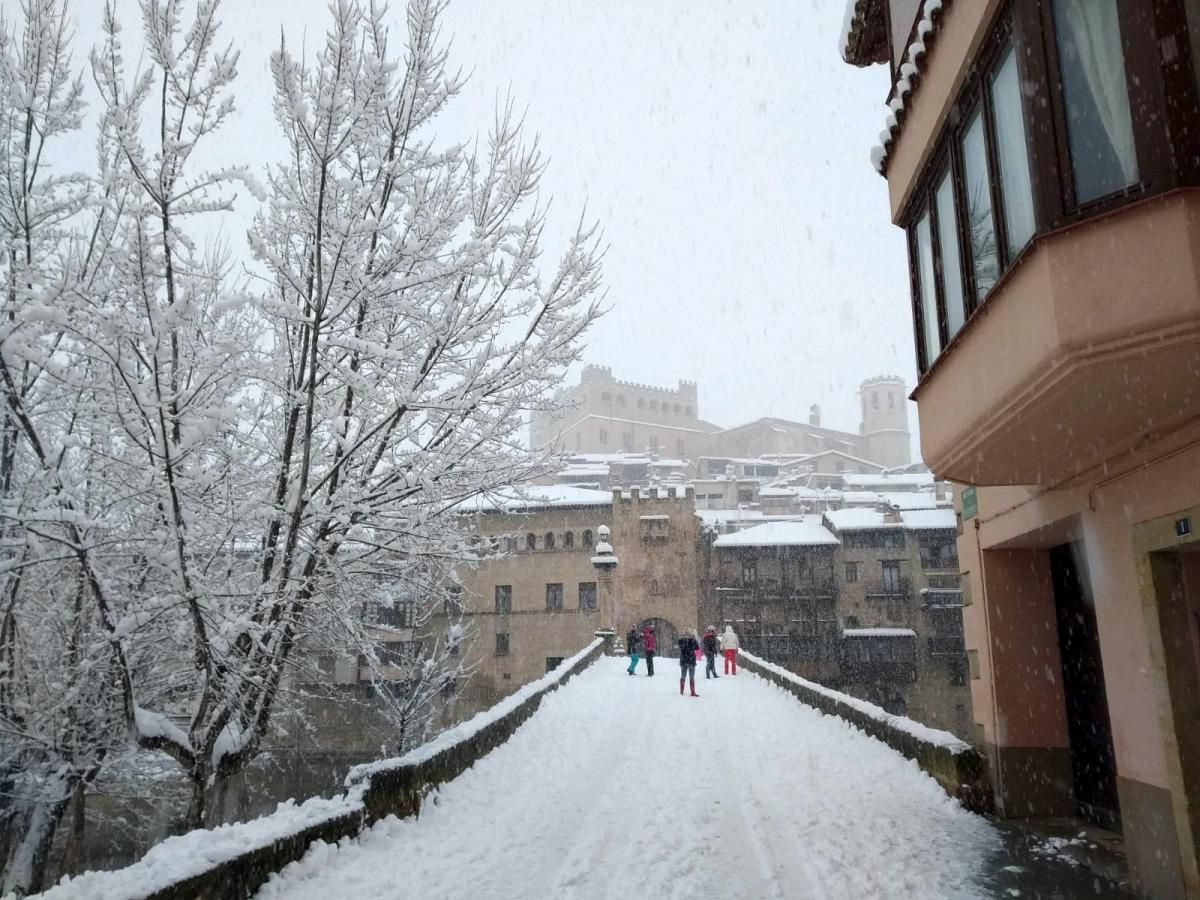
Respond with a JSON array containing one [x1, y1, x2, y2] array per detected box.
[[737, 650, 988, 809]]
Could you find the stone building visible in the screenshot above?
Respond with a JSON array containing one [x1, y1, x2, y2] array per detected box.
[[530, 365, 716, 460], [842, 0, 1200, 894], [532, 365, 913, 471], [431, 485, 701, 714], [698, 507, 970, 739]]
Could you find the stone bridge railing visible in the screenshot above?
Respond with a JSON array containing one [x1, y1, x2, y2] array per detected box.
[[737, 650, 989, 810], [34, 639, 606, 900]]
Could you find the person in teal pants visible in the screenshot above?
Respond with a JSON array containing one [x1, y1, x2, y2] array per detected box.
[[626, 624, 642, 675]]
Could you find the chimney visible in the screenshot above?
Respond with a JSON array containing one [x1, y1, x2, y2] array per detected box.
[[809, 404, 821, 427]]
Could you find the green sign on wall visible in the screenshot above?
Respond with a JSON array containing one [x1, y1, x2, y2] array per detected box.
[[961, 486, 978, 521]]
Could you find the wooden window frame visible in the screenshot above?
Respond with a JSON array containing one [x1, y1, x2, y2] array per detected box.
[[904, 0, 1200, 377]]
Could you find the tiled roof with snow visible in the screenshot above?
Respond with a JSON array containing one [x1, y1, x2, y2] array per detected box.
[[455, 485, 613, 513], [870, 0, 952, 175], [713, 518, 839, 548]]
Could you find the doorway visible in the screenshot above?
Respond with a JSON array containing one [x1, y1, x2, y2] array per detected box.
[[1149, 547, 1200, 873], [1050, 543, 1121, 831]]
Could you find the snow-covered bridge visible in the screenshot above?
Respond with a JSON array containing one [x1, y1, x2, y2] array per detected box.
[[249, 656, 1001, 900], [37, 650, 1132, 900]]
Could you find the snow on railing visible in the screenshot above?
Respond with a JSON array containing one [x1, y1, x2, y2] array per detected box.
[[30, 640, 608, 900], [740, 649, 971, 752], [31, 794, 365, 900], [348, 637, 604, 782]]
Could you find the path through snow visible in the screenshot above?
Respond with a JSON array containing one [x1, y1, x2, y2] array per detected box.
[[257, 656, 1000, 900]]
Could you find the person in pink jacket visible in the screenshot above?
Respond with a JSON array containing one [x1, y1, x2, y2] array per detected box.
[[720, 625, 740, 675]]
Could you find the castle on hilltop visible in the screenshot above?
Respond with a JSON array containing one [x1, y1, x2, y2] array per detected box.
[[531, 366, 913, 471]]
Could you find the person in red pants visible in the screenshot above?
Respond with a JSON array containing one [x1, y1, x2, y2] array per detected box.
[[720, 625, 740, 675]]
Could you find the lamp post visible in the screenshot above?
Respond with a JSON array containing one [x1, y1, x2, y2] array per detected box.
[[592, 524, 619, 654]]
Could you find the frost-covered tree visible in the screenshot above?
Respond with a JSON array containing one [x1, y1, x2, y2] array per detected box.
[[0, 0, 601, 880]]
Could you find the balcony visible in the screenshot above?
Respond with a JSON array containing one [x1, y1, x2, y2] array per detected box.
[[863, 577, 912, 601], [927, 634, 966, 658], [716, 579, 838, 602], [914, 191, 1200, 487]]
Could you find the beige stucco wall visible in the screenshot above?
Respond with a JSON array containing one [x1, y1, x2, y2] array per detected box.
[[963, 441, 1200, 791]]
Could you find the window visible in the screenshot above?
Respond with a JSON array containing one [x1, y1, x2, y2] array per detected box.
[[582, 529, 594, 549], [546, 657, 564, 672], [673, 403, 681, 414], [601, 391, 611, 402], [913, 209, 940, 366], [920, 539, 960, 570], [369, 601, 415, 628], [637, 398, 646, 410], [934, 170, 967, 339], [677, 438, 685, 456], [622, 431, 633, 450], [495, 584, 512, 614], [845, 615, 859, 629], [881, 561, 903, 594], [990, 46, 1036, 254], [564, 531, 575, 549], [505, 536, 518, 553], [684, 405, 693, 416], [495, 633, 509, 656], [845, 562, 859, 583], [650, 434, 659, 452], [1052, 0, 1137, 205], [579, 581, 597, 610], [599, 428, 608, 445], [526, 533, 537, 551], [545, 583, 563, 610], [961, 108, 998, 302], [741, 561, 757, 585], [617, 394, 626, 406], [650, 399, 658, 410], [544, 531, 556, 550], [737, 488, 754, 504], [379, 640, 422, 666]]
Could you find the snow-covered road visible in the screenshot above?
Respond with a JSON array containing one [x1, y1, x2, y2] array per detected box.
[[256, 656, 1000, 900]]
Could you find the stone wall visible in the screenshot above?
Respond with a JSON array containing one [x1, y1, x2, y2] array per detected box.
[[40, 640, 606, 900]]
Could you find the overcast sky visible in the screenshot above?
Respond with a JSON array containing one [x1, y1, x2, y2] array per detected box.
[[66, 0, 910, 438]]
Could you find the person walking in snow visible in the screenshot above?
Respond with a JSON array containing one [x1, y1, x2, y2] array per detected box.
[[678, 628, 700, 697], [626, 624, 642, 675], [702, 625, 720, 679], [641, 623, 657, 677], [720, 624, 740, 675]]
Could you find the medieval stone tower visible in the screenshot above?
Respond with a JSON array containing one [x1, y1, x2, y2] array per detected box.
[[859, 376, 912, 469]]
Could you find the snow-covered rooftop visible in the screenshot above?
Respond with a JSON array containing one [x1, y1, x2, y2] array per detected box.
[[455, 485, 613, 513], [842, 472, 936, 489], [823, 508, 898, 531], [900, 508, 957, 530], [713, 518, 839, 548]]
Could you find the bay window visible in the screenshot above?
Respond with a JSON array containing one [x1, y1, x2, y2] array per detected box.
[[902, 0, 1196, 377]]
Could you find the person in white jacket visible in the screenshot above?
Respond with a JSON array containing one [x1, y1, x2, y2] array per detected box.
[[720, 625, 740, 675]]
